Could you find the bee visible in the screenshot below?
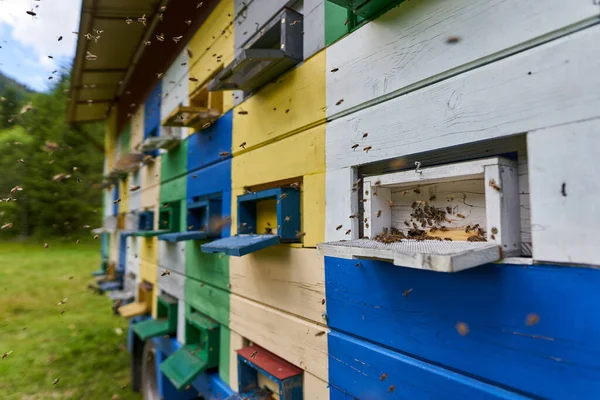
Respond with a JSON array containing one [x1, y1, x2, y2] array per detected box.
[[156, 72, 163, 79], [330, 68, 339, 73], [26, 10, 37, 17], [285, 109, 290, 113], [472, 224, 480, 231], [44, 243, 49, 248], [57, 298, 67, 305], [186, 48, 194, 58], [444, 237, 453, 241], [264, 227, 273, 234], [295, 231, 306, 239], [189, 77, 199, 82], [362, 133, 369, 139], [361, 199, 368, 203], [219, 151, 230, 157], [121, 385, 128, 389], [239, 142, 247, 149], [336, 225, 343, 231], [94, 235, 99, 239], [388, 385, 396, 393], [430, 227, 438, 233], [446, 36, 461, 44], [2, 350, 12, 360], [290, 182, 301, 190], [173, 35, 183, 43], [456, 213, 465, 218], [345, 229, 351, 235], [380, 373, 387, 381], [455, 322, 469, 336], [351, 144, 359, 150], [138, 14, 147, 25], [363, 146, 372, 153], [279, 193, 287, 201], [193, 174, 198, 179], [161, 269, 171, 277], [490, 234, 496, 240], [403, 288, 413, 297], [377, 210, 382, 218], [9, 185, 22, 194], [489, 179, 502, 191], [465, 225, 471, 233], [491, 227, 498, 234], [53, 378, 60, 385], [387, 200, 394, 207], [526, 313, 540, 326], [413, 188, 421, 194], [185, 20, 192, 26], [284, 216, 291, 222], [130, 185, 141, 191], [349, 214, 357, 219], [250, 351, 258, 359], [374, 180, 382, 186], [336, 99, 344, 106], [156, 33, 165, 41], [404, 221, 410, 227], [237, 110, 248, 115]]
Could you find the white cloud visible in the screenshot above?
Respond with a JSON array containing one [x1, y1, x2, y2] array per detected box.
[[0, 0, 81, 84]]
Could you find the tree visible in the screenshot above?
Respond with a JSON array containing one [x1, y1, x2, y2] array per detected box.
[[0, 86, 20, 129]]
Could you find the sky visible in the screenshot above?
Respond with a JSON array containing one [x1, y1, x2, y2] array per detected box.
[[0, 0, 81, 92]]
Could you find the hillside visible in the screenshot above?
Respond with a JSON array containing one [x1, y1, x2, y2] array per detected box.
[[0, 71, 33, 99]]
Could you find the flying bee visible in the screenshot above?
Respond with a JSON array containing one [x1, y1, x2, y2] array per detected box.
[[295, 231, 306, 238], [362, 133, 369, 139], [336, 225, 343, 231], [345, 229, 351, 235], [189, 77, 199, 82], [336, 99, 344, 106], [239, 142, 247, 149], [290, 182, 300, 190], [489, 179, 502, 191], [349, 214, 357, 219], [387, 200, 394, 207], [404, 221, 410, 227], [330, 68, 339, 73], [403, 288, 413, 297], [156, 33, 165, 41], [456, 213, 465, 218], [130, 185, 141, 191], [173, 36, 183, 43], [351, 144, 359, 150], [250, 351, 258, 359], [413, 188, 421, 194], [377, 210, 382, 218], [363, 146, 372, 153], [284, 216, 291, 222], [279, 193, 287, 201], [219, 151, 230, 157]]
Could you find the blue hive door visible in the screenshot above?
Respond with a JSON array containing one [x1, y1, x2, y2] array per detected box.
[[118, 233, 128, 275]]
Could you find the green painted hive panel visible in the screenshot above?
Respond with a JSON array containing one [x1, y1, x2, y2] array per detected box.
[[160, 344, 208, 391], [184, 283, 229, 327], [160, 177, 187, 204], [132, 319, 171, 341], [160, 138, 188, 182], [185, 240, 229, 290]]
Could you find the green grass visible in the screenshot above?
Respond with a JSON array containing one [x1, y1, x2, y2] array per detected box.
[[0, 240, 142, 400]]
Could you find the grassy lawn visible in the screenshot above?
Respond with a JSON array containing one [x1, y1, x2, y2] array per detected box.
[[0, 240, 142, 400]]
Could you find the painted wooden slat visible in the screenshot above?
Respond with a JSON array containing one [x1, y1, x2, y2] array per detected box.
[[304, 373, 329, 400], [126, 236, 141, 278], [160, 139, 188, 183], [219, 326, 231, 385], [158, 267, 185, 300], [517, 146, 532, 256], [177, 298, 186, 346], [229, 329, 245, 392], [229, 294, 329, 383], [118, 178, 130, 214], [229, 246, 326, 323], [144, 81, 162, 138], [158, 240, 186, 276], [109, 232, 118, 263], [129, 170, 142, 212], [185, 241, 229, 290], [232, 124, 325, 190], [326, 24, 600, 171], [231, 52, 326, 155], [326, 0, 600, 117], [160, 177, 186, 204], [234, 0, 288, 50], [184, 280, 229, 327], [187, 110, 233, 172], [302, 172, 325, 247], [324, 257, 600, 398], [161, 48, 189, 141], [528, 118, 600, 266], [188, 0, 235, 113], [139, 259, 157, 285], [130, 106, 144, 152], [328, 331, 527, 399], [303, 0, 325, 60], [187, 160, 232, 200], [325, 167, 359, 242]]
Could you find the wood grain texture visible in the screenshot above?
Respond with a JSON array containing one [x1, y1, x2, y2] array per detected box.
[[528, 118, 600, 266], [326, 24, 600, 170], [324, 256, 600, 398], [229, 246, 326, 323], [157, 267, 185, 300], [185, 240, 229, 290], [328, 331, 526, 399], [304, 372, 329, 400], [184, 279, 230, 326], [232, 124, 325, 189], [229, 293, 329, 382], [326, 0, 600, 117], [188, 0, 235, 113], [302, 172, 325, 247], [158, 240, 186, 276], [231, 51, 326, 155]]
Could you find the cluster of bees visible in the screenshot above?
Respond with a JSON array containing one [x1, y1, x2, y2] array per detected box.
[[373, 201, 487, 243]]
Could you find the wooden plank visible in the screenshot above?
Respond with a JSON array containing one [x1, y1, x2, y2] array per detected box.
[[229, 329, 245, 392], [229, 294, 329, 382], [232, 124, 325, 189], [188, 0, 235, 114], [328, 331, 526, 399], [229, 246, 326, 323], [118, 177, 130, 214], [187, 110, 232, 172], [109, 232, 118, 263], [187, 160, 232, 201], [161, 48, 189, 133], [231, 52, 326, 155], [325, 167, 359, 241], [160, 139, 188, 184], [303, 0, 325, 60], [158, 267, 185, 300], [303, 172, 325, 247], [130, 106, 144, 152], [140, 235, 159, 266], [219, 326, 231, 386], [158, 240, 186, 276], [517, 146, 532, 256], [177, 298, 186, 345], [326, 24, 600, 170], [326, 0, 600, 117], [129, 170, 142, 212], [303, 373, 329, 400], [324, 257, 600, 398], [184, 280, 230, 326], [185, 241, 229, 290], [126, 236, 141, 277], [144, 82, 162, 139], [160, 177, 186, 203], [528, 118, 600, 266]]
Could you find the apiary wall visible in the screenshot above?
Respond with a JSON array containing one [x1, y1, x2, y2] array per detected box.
[[322, 0, 600, 398]]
